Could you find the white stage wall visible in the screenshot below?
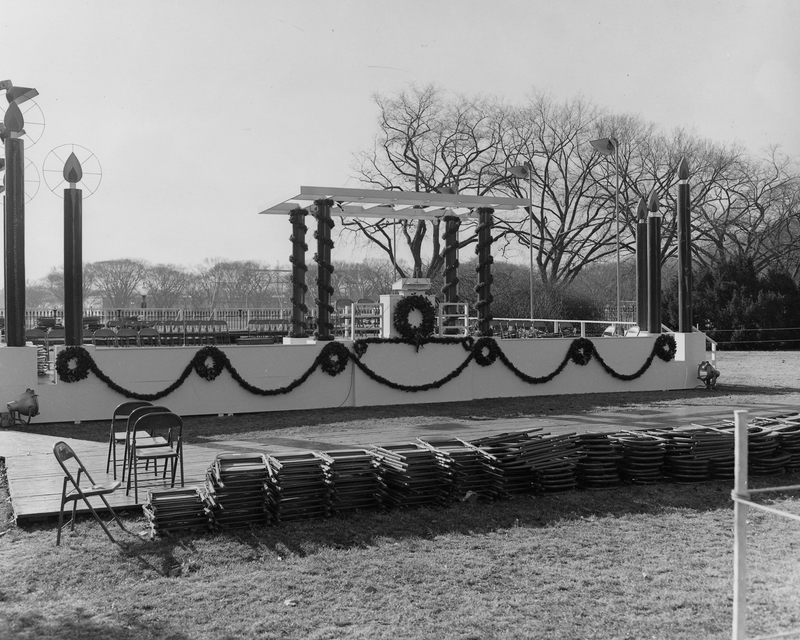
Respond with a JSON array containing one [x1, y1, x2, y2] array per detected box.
[[0, 332, 709, 424]]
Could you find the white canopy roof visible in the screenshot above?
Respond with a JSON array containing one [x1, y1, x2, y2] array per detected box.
[[259, 186, 528, 220]]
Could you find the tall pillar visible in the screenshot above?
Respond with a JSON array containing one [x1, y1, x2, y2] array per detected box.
[[635, 197, 648, 330], [63, 186, 83, 345], [313, 198, 334, 341], [4, 137, 26, 346], [289, 207, 309, 338], [646, 191, 662, 334], [475, 207, 494, 336], [676, 158, 693, 332], [442, 214, 461, 303]]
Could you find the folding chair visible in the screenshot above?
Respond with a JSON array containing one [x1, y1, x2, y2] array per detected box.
[[120, 405, 173, 482], [126, 411, 185, 503], [53, 441, 126, 546], [106, 401, 153, 479]]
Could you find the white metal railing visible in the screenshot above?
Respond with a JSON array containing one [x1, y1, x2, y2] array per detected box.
[[731, 409, 800, 640], [438, 302, 470, 337], [6, 308, 312, 333], [340, 302, 383, 340], [492, 317, 637, 339]]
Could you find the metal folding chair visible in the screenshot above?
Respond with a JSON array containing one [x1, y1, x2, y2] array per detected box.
[[53, 441, 126, 545], [126, 411, 185, 503], [106, 401, 153, 479]]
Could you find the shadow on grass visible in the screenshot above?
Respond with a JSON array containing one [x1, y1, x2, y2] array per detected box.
[[144, 472, 800, 560], [14, 385, 800, 445]]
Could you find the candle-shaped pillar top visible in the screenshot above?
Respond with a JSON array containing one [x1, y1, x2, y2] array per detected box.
[[63, 152, 83, 187]]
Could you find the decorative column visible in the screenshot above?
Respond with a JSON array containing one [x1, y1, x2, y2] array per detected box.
[[3, 104, 27, 347], [676, 157, 693, 332], [475, 207, 494, 336], [635, 196, 648, 330], [646, 191, 662, 334], [442, 213, 461, 304], [313, 198, 335, 341], [289, 207, 309, 338], [441, 213, 462, 334], [63, 153, 83, 346]]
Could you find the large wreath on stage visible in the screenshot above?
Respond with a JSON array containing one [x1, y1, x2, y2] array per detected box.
[[393, 295, 437, 340], [56, 346, 93, 383]]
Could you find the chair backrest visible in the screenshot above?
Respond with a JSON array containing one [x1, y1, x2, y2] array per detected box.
[[24, 328, 47, 343], [49, 328, 66, 341], [133, 411, 183, 444], [112, 400, 153, 429], [116, 328, 138, 345], [357, 298, 374, 304], [624, 325, 640, 337], [93, 328, 117, 345], [335, 298, 353, 313], [107, 320, 122, 329], [126, 405, 171, 433], [602, 324, 616, 337], [53, 440, 95, 486], [138, 328, 161, 345]]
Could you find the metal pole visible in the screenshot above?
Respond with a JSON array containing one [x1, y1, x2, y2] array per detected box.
[[528, 172, 534, 320], [614, 143, 621, 326], [732, 409, 749, 640]]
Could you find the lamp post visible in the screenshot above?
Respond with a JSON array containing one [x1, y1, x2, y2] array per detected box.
[[589, 137, 621, 326], [509, 161, 535, 320]]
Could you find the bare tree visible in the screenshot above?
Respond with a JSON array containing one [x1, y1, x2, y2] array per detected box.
[[348, 84, 511, 279], [142, 263, 190, 308], [91, 259, 145, 308]]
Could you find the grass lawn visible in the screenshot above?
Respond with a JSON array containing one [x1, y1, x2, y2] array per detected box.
[[2, 351, 800, 639]]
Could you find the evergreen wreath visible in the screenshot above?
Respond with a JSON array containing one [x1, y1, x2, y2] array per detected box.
[[55, 346, 93, 383], [192, 346, 226, 381], [319, 341, 350, 376], [568, 338, 595, 366], [655, 333, 677, 362], [473, 337, 501, 367], [393, 295, 437, 340]]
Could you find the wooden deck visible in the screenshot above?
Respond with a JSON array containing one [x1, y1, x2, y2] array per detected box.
[[0, 431, 284, 523], [3, 401, 791, 525]]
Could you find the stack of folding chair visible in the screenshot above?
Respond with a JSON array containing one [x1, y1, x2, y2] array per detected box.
[[574, 433, 622, 489], [371, 443, 449, 508], [769, 416, 800, 472], [205, 453, 270, 529], [519, 432, 582, 494], [612, 432, 667, 484], [469, 431, 541, 497], [142, 487, 212, 537], [417, 437, 502, 501], [264, 452, 332, 523], [322, 448, 385, 514], [745, 424, 789, 476]]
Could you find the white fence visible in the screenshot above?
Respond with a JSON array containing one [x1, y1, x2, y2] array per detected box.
[[731, 409, 800, 640]]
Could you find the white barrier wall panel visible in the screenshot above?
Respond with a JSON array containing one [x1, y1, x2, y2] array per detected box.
[[351, 342, 474, 407], [7, 334, 708, 424]]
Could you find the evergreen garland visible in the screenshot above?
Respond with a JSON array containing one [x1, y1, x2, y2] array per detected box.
[[54, 334, 679, 400]]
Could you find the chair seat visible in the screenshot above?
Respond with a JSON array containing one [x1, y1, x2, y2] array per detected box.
[[133, 436, 169, 448], [114, 430, 152, 443]]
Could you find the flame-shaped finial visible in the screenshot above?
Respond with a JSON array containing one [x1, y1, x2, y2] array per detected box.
[[648, 190, 659, 212], [6, 85, 38, 106], [637, 196, 647, 221], [3, 101, 24, 133], [63, 152, 83, 186], [678, 157, 689, 181]]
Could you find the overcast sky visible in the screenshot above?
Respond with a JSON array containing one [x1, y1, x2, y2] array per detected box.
[[3, 0, 798, 282]]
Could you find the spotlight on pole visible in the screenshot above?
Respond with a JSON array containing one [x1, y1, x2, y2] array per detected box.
[[589, 136, 621, 326]]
